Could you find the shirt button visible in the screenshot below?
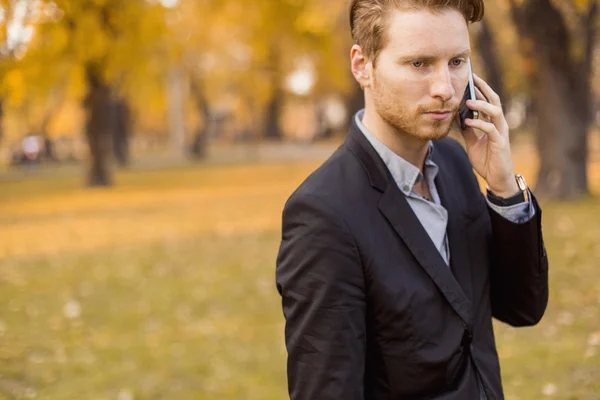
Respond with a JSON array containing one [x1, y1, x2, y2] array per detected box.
[[402, 185, 410, 192]]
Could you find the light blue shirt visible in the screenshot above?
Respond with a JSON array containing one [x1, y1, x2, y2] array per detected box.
[[355, 109, 535, 266]]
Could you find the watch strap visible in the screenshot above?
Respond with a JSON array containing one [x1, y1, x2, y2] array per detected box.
[[486, 188, 526, 207]]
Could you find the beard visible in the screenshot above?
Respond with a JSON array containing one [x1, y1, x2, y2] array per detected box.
[[371, 76, 458, 141]]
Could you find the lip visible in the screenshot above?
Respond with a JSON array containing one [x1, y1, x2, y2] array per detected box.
[[424, 111, 453, 120]]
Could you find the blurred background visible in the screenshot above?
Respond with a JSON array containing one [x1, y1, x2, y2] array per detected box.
[[1, 0, 599, 398]]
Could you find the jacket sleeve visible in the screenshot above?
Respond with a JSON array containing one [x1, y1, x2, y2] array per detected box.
[[276, 193, 366, 400], [486, 194, 535, 224], [488, 194, 549, 326]]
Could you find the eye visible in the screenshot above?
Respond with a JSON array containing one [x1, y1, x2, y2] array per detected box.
[[451, 58, 464, 67], [412, 61, 424, 68]]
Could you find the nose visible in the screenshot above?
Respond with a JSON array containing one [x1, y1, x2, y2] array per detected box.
[[429, 66, 455, 102]]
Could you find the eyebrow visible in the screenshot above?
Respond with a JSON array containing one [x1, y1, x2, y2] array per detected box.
[[397, 49, 471, 64]]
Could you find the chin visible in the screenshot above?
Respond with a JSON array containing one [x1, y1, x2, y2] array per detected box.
[[429, 129, 452, 140], [412, 125, 453, 141], [379, 110, 454, 141]]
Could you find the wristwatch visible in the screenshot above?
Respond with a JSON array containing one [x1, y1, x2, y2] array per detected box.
[[486, 174, 529, 206]]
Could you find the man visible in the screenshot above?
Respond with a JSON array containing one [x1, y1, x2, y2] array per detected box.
[[276, 1, 549, 399]]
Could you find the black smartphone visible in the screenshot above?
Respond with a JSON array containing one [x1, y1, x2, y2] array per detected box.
[[458, 59, 479, 130]]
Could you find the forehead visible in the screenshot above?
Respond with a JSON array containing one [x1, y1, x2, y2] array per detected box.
[[381, 8, 471, 56]]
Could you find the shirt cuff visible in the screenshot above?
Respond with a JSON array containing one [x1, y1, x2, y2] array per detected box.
[[486, 190, 536, 224]]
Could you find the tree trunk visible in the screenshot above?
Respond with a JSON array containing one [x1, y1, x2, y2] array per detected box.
[[533, 64, 588, 199], [83, 65, 113, 187], [189, 79, 209, 159], [40, 130, 58, 164], [474, 19, 507, 108], [112, 97, 131, 167], [167, 65, 187, 159], [264, 87, 284, 140], [509, 0, 596, 200], [39, 108, 59, 163], [264, 44, 284, 140], [42, 137, 58, 163]]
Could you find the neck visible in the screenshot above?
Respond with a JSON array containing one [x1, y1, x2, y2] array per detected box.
[[361, 106, 430, 172]]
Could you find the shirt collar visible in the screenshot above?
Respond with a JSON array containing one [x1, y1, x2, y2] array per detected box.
[[354, 109, 438, 196]]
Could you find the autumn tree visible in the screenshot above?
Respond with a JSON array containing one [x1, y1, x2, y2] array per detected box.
[[507, 0, 598, 199], [233, 0, 351, 140], [16, 0, 167, 186], [164, 0, 351, 152], [161, 0, 228, 159]]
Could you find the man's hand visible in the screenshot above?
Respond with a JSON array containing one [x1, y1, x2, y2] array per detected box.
[[460, 74, 519, 198]]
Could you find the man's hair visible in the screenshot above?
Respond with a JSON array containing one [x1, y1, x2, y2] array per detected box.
[[349, 0, 484, 64]]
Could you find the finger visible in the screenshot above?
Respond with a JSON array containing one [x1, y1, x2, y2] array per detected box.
[[464, 118, 504, 144], [473, 88, 491, 122], [460, 125, 480, 149], [467, 99, 503, 124], [473, 73, 501, 108], [475, 87, 488, 103]]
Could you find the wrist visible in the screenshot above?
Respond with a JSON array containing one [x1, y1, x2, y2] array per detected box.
[[488, 180, 520, 198]]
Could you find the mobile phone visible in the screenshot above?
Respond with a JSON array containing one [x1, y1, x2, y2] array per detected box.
[[458, 59, 479, 130]]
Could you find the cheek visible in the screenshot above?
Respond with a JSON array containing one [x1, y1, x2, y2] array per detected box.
[[452, 72, 469, 95], [379, 74, 426, 103], [376, 63, 420, 90]]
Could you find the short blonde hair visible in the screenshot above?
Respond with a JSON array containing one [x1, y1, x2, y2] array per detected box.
[[349, 0, 484, 64]]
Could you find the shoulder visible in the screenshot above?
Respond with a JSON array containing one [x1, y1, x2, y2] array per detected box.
[[283, 143, 369, 215]]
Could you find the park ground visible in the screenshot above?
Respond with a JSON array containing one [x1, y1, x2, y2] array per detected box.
[[1, 140, 600, 399]]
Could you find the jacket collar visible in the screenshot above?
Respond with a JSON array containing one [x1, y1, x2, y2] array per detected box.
[[353, 109, 439, 197], [344, 114, 390, 192]]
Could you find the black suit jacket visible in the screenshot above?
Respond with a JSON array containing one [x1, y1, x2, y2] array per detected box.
[[276, 120, 549, 399]]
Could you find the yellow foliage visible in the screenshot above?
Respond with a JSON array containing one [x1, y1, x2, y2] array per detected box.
[[72, 10, 111, 63], [65, 64, 87, 100], [45, 24, 70, 55], [47, 101, 85, 139], [2, 69, 27, 106], [0, 0, 356, 142]]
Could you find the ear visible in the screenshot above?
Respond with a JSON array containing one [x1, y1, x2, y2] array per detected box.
[[350, 44, 373, 89]]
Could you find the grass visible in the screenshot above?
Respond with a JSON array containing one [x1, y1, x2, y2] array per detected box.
[[1, 147, 599, 399]]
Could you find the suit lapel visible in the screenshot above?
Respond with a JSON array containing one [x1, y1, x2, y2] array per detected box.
[[434, 152, 475, 303], [378, 184, 473, 327]]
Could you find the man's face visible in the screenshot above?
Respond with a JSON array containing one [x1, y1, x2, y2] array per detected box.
[[367, 8, 471, 140]]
